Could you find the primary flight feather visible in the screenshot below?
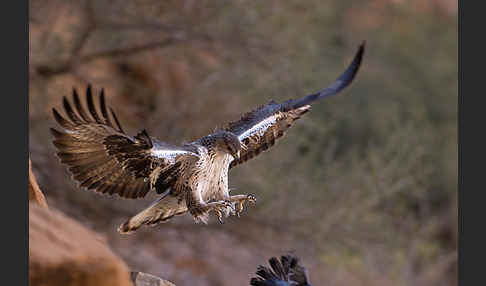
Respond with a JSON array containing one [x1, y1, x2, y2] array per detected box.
[[50, 42, 365, 233]]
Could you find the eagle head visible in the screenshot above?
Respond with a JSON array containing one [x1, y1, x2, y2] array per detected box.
[[212, 131, 245, 160]]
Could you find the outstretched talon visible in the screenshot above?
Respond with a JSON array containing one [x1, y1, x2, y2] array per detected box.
[[206, 200, 233, 223], [228, 194, 257, 217], [238, 194, 257, 217]]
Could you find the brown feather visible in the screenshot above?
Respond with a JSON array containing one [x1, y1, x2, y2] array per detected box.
[[63, 96, 83, 124], [86, 85, 103, 124], [110, 107, 125, 134], [50, 86, 171, 199], [72, 87, 92, 123], [52, 108, 75, 129], [99, 88, 114, 127], [52, 140, 100, 150]]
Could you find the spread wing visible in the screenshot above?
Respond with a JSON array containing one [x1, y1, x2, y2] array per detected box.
[[250, 255, 311, 286], [50, 85, 199, 199], [227, 41, 365, 169]]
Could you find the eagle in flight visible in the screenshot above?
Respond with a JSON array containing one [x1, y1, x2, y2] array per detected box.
[[50, 42, 364, 234]]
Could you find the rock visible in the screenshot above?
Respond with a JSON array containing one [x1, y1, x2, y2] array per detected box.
[[29, 159, 48, 208], [29, 203, 134, 286], [131, 271, 176, 286]]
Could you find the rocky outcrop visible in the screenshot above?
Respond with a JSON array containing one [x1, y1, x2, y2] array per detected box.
[[29, 202, 134, 286], [28, 161, 176, 286], [131, 271, 176, 286], [29, 159, 48, 208]]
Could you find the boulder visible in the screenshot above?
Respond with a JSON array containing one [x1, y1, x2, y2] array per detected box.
[[131, 271, 176, 286], [29, 203, 134, 286]]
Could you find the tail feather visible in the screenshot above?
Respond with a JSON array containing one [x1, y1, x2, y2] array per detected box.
[[118, 194, 187, 234]]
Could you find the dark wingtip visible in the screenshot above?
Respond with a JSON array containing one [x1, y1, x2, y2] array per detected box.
[[86, 84, 103, 123], [110, 107, 125, 134], [72, 87, 92, 123], [287, 41, 366, 109], [52, 107, 73, 128], [49, 127, 64, 138], [322, 40, 365, 95], [351, 40, 366, 77], [360, 40, 366, 49], [99, 88, 114, 127]]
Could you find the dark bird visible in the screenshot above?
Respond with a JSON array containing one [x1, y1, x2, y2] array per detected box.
[[250, 254, 312, 286], [50, 42, 365, 233]]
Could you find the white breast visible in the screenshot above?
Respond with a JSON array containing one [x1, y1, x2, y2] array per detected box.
[[200, 153, 231, 202]]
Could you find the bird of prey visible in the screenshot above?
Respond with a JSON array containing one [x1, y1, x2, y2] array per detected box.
[[250, 254, 311, 286], [50, 42, 364, 234]]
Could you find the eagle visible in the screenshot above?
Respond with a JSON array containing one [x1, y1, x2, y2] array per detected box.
[[250, 254, 311, 286], [50, 42, 364, 234]]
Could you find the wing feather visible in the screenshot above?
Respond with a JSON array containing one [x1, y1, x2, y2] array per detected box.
[[86, 85, 104, 124], [228, 42, 365, 169], [250, 255, 311, 286], [52, 108, 75, 129], [72, 87, 92, 122], [51, 85, 198, 199], [99, 88, 114, 127], [62, 96, 83, 124]]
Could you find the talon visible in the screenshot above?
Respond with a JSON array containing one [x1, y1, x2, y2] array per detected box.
[[225, 194, 257, 218], [216, 210, 224, 224], [225, 200, 235, 211], [233, 200, 244, 217], [247, 194, 257, 204], [237, 201, 244, 213]]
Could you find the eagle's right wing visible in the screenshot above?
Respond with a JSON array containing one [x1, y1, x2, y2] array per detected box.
[[51, 85, 199, 199], [227, 42, 365, 169]]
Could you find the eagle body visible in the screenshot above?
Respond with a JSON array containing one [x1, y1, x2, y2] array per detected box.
[[119, 133, 242, 232], [50, 42, 365, 233]]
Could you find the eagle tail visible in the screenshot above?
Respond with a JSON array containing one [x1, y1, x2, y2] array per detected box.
[[118, 194, 187, 234]]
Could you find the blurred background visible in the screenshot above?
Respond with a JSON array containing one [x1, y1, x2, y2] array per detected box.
[[29, 0, 457, 285]]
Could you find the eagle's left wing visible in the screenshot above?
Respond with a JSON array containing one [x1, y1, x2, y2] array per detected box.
[[227, 42, 365, 169], [50, 85, 199, 199]]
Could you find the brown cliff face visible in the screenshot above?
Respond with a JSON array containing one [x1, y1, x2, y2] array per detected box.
[[29, 202, 134, 286]]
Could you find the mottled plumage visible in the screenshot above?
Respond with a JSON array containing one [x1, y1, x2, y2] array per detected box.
[[250, 255, 311, 286], [50, 42, 365, 233]]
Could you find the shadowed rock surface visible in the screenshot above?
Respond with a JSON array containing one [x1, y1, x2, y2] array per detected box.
[[29, 202, 134, 286]]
